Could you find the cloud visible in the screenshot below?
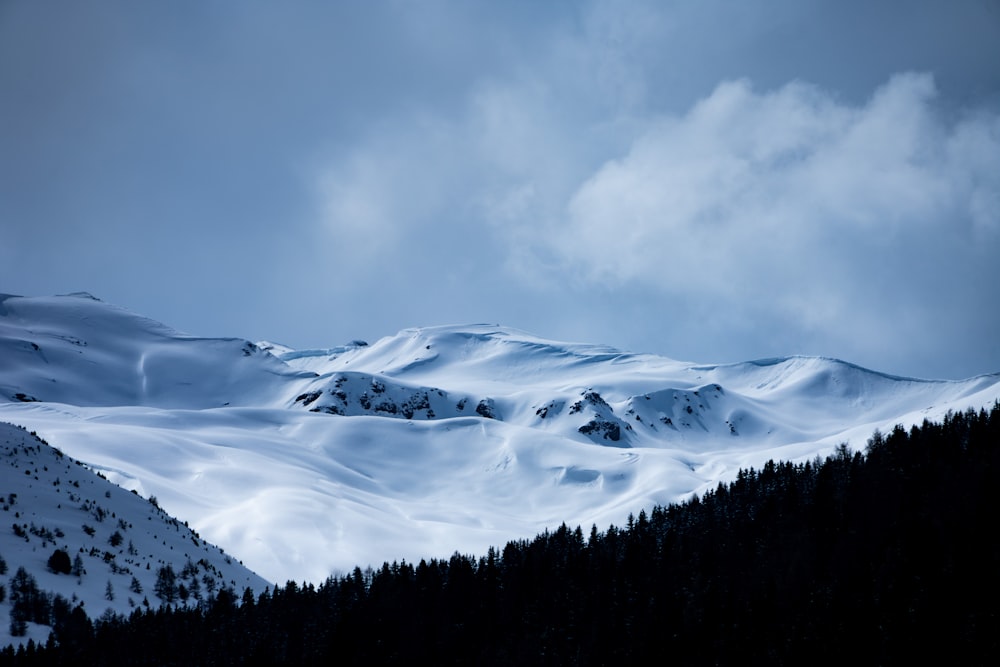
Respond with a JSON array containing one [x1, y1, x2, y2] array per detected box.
[[513, 73, 999, 358], [305, 38, 999, 374], [6, 1, 997, 377]]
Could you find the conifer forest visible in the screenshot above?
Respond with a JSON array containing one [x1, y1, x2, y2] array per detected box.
[[3, 405, 997, 665]]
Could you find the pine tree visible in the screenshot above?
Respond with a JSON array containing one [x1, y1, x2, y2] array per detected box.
[[72, 553, 85, 578], [154, 564, 177, 603], [9, 567, 48, 634], [47, 548, 72, 574]]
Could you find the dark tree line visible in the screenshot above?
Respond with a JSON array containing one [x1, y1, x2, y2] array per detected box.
[[3, 404, 998, 665]]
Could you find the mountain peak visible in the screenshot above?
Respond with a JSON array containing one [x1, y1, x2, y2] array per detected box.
[[2, 294, 999, 587], [56, 291, 102, 301]]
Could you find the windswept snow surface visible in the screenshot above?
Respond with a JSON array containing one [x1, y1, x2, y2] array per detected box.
[[2, 294, 999, 584]]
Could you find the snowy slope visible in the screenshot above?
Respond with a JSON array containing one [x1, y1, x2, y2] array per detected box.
[[0, 421, 269, 647], [2, 293, 999, 585], [0, 292, 311, 409]]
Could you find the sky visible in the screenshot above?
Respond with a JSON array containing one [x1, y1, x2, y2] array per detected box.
[[2, 0, 999, 380]]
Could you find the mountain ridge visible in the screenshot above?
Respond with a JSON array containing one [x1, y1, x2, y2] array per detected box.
[[2, 293, 999, 585]]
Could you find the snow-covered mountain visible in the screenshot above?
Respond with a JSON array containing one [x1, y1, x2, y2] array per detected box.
[[2, 293, 998, 587], [0, 421, 268, 646]]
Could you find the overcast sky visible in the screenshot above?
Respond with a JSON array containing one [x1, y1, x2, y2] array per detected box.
[[2, 0, 998, 379]]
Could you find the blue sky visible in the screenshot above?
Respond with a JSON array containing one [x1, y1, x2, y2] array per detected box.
[[2, 0, 998, 379]]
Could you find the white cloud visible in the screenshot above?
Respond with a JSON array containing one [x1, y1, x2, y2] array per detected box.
[[306, 61, 999, 375], [312, 114, 474, 267], [946, 112, 1000, 237], [316, 153, 399, 260], [297, 0, 999, 376], [529, 73, 1000, 330]]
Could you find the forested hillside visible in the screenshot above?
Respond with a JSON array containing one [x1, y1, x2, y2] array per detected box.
[[4, 404, 997, 665]]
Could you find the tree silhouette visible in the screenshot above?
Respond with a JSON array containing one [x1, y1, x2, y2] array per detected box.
[[47, 549, 72, 575]]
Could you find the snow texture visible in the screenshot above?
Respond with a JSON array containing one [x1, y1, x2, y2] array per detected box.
[[2, 293, 998, 588], [0, 421, 268, 647]]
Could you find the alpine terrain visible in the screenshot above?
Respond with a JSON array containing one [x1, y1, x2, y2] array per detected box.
[[0, 421, 268, 646], [1, 292, 998, 624]]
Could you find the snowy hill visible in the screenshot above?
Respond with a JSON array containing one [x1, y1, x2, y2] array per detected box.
[[0, 421, 268, 647], [0, 292, 310, 409], [2, 293, 999, 586]]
